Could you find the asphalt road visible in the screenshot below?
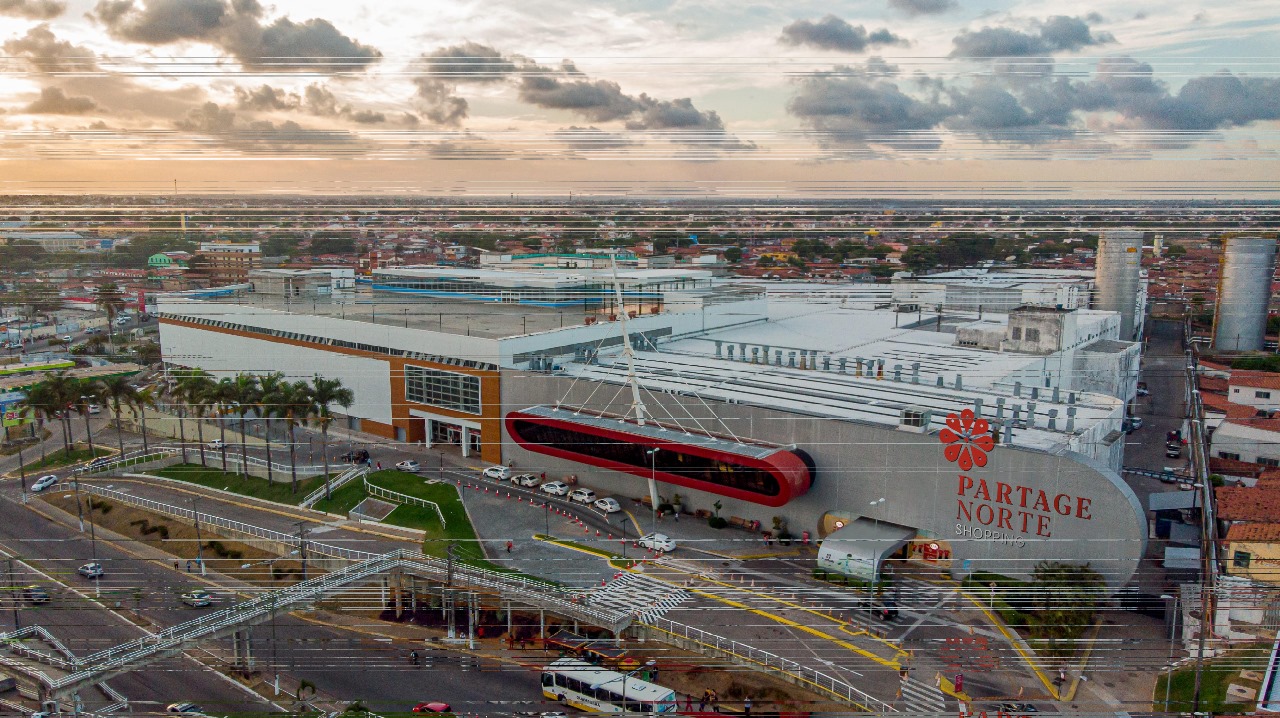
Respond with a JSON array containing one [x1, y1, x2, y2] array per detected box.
[[0, 485, 546, 714]]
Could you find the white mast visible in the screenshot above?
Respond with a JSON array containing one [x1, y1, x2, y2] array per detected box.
[[609, 252, 661, 517], [610, 253, 647, 426]]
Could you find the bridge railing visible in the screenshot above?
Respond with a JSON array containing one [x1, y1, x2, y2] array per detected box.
[[363, 477, 446, 527], [299, 465, 366, 508], [640, 616, 893, 713]]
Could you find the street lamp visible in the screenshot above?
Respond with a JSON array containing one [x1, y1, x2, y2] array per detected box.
[[868, 498, 886, 617], [1162, 592, 1180, 711], [646, 448, 660, 532]]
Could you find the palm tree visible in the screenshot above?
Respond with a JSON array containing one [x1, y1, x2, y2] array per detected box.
[[279, 381, 313, 494], [132, 386, 156, 455], [158, 371, 189, 464], [211, 377, 237, 472], [73, 378, 104, 459], [175, 368, 215, 465], [257, 372, 287, 484], [98, 375, 138, 459], [39, 370, 80, 458], [23, 381, 59, 463], [95, 282, 128, 351], [227, 374, 260, 478], [309, 375, 354, 500]]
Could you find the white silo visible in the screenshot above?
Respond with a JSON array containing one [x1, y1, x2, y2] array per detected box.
[[1214, 236, 1277, 351], [1094, 229, 1144, 341]]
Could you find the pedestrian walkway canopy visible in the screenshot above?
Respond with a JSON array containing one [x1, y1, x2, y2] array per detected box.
[[816, 519, 915, 582]]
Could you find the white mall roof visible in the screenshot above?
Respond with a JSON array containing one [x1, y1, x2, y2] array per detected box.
[[373, 265, 712, 289]]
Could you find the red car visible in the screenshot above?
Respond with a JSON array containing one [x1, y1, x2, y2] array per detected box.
[[412, 703, 451, 714]]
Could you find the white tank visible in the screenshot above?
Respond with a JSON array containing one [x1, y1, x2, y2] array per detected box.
[[1094, 230, 1143, 341], [1214, 236, 1277, 351]]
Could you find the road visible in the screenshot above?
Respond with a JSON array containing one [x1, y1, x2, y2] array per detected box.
[[0, 485, 546, 714]]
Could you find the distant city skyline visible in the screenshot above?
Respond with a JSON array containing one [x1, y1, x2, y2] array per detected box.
[[0, 0, 1276, 197]]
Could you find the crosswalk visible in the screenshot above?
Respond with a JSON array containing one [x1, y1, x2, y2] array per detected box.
[[899, 675, 949, 715], [582, 572, 691, 623]]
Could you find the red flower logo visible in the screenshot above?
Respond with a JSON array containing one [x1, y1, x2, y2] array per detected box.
[[939, 409, 995, 471]]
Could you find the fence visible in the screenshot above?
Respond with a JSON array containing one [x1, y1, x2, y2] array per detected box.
[[363, 477, 446, 527], [638, 616, 892, 712], [299, 464, 367, 508]]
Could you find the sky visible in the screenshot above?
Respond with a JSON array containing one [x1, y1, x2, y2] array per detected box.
[[0, 0, 1277, 197]]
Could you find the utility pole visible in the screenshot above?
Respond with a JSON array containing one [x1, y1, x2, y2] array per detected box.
[[8, 557, 20, 630], [17, 443, 27, 499], [192, 498, 205, 576], [294, 521, 310, 582]]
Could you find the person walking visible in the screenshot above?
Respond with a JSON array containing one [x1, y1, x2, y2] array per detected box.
[[743, 697, 752, 717], [698, 690, 708, 712], [710, 689, 719, 713], [684, 695, 693, 712], [506, 540, 513, 553]]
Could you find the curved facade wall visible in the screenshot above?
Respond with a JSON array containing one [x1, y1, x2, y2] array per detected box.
[[1215, 236, 1277, 351]]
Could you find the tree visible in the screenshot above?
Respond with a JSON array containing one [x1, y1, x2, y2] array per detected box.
[[95, 282, 129, 351], [1166, 245, 1187, 258], [134, 341, 161, 365], [72, 379, 104, 460], [279, 381, 314, 494], [1028, 561, 1104, 656], [723, 246, 742, 263], [98, 375, 138, 459], [211, 378, 237, 472], [257, 372, 287, 483], [23, 381, 60, 462], [228, 374, 260, 478], [310, 375, 354, 500], [309, 236, 356, 255], [131, 386, 156, 455], [39, 370, 80, 458]]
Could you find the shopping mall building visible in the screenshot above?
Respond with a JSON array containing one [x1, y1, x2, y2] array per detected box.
[[158, 269, 1147, 587]]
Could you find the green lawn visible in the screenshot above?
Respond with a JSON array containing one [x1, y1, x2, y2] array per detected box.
[[152, 464, 329, 505], [20, 446, 101, 472], [1153, 645, 1270, 713], [311, 476, 367, 514]]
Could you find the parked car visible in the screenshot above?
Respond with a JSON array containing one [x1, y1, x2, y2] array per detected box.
[[637, 533, 676, 553], [86, 404, 101, 415], [593, 497, 622, 513], [540, 481, 569, 496], [22, 586, 50, 604], [510, 473, 540, 487], [31, 475, 58, 492], [1165, 442, 1182, 458], [1123, 416, 1143, 432], [61, 335, 72, 343], [166, 703, 204, 715], [339, 449, 370, 463], [411, 703, 452, 714], [207, 439, 226, 450], [181, 590, 213, 608], [482, 466, 510, 480], [395, 460, 421, 472], [78, 562, 104, 579], [568, 488, 597, 504]]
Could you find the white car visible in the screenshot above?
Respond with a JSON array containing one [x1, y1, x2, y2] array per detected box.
[[510, 473, 540, 487], [482, 466, 510, 480], [568, 488, 597, 504], [395, 460, 421, 472], [166, 703, 204, 715], [87, 404, 101, 415], [593, 497, 621, 513], [181, 590, 213, 607], [31, 475, 58, 492], [207, 439, 225, 450], [637, 533, 677, 553], [540, 481, 569, 496], [78, 562, 104, 579]]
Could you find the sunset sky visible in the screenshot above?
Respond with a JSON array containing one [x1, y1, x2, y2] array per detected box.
[[0, 0, 1276, 197]]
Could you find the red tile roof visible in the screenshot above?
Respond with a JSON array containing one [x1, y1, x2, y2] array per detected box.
[[1216, 485, 1280, 522], [1200, 393, 1260, 419], [1222, 417, 1280, 432], [1210, 457, 1266, 478], [1231, 370, 1280, 391], [1226, 522, 1280, 542], [1199, 376, 1230, 394], [1199, 360, 1232, 373]]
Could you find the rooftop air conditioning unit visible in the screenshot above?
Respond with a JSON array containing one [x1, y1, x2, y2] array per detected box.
[[898, 407, 931, 433]]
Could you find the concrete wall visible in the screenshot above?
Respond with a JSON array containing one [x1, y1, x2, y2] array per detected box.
[[1229, 383, 1280, 412], [1211, 422, 1280, 465], [501, 372, 1147, 588]]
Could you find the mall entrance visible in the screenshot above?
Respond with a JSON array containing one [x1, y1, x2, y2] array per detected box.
[[413, 410, 483, 459]]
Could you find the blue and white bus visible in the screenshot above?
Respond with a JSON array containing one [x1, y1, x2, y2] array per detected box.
[[541, 658, 677, 713]]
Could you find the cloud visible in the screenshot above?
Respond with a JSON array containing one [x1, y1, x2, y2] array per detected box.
[[553, 126, 633, 150], [24, 86, 98, 114], [888, 0, 956, 15], [779, 15, 907, 52], [232, 83, 395, 125], [0, 0, 64, 19], [420, 42, 517, 83], [787, 61, 952, 148], [951, 15, 1115, 58], [519, 70, 641, 122], [2, 24, 98, 72], [175, 101, 361, 153], [91, 0, 380, 73]]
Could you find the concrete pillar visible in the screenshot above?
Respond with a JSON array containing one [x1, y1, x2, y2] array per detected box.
[[461, 427, 470, 458], [424, 418, 433, 449], [1047, 409, 1058, 431], [539, 608, 545, 638], [751, 347, 760, 364], [506, 601, 512, 638], [714, 341, 722, 358], [392, 569, 404, 619], [727, 345, 736, 360]]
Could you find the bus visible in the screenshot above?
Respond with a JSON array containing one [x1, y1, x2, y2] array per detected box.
[[540, 658, 676, 713]]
